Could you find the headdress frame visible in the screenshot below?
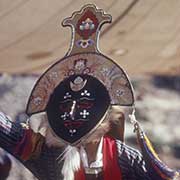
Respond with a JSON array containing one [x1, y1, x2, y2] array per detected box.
[[26, 52, 135, 116]]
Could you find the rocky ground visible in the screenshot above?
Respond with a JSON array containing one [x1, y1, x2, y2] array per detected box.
[[0, 74, 179, 179]]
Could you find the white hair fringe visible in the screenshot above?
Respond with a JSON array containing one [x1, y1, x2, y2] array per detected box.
[[61, 145, 81, 180]]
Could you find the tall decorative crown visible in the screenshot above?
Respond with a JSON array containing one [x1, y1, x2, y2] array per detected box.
[[62, 4, 112, 55]]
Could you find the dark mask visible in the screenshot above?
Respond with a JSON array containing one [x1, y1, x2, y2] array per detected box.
[[46, 74, 110, 144]]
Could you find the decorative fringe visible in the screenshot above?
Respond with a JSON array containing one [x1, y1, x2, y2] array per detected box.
[[59, 145, 81, 180], [129, 109, 180, 180]]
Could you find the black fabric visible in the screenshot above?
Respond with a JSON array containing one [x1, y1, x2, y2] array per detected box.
[[116, 140, 151, 180], [25, 145, 63, 180], [46, 74, 110, 144], [0, 112, 24, 152]]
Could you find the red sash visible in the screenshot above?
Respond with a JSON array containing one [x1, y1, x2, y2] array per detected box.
[[75, 135, 122, 180]]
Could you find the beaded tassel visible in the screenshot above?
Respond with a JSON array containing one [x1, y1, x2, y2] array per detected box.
[[129, 110, 179, 180]]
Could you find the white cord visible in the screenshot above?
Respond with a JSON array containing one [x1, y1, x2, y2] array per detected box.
[[128, 108, 137, 124], [128, 107, 141, 133]]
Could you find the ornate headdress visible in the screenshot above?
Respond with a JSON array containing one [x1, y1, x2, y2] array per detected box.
[[26, 4, 134, 145]]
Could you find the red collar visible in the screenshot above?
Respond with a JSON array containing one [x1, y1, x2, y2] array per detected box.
[[75, 135, 122, 180]]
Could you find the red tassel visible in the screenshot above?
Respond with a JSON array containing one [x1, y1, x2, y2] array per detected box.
[[103, 135, 122, 180]]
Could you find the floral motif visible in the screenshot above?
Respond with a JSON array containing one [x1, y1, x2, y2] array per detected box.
[[61, 112, 69, 120], [76, 10, 99, 39], [76, 39, 94, 48], [80, 109, 90, 119], [116, 89, 124, 96], [79, 17, 95, 30], [33, 96, 42, 106], [101, 67, 111, 76], [69, 129, 76, 136], [81, 90, 90, 96], [74, 59, 87, 71], [48, 72, 58, 80]]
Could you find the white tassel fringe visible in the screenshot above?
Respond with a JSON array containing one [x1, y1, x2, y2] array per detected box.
[[61, 145, 81, 180]]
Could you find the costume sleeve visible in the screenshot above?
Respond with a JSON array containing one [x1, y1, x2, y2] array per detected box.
[[116, 140, 179, 180], [116, 140, 151, 180], [0, 112, 44, 161], [136, 127, 179, 180]]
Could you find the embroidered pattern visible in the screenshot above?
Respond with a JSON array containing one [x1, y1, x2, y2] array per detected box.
[[76, 10, 98, 39], [70, 76, 87, 92], [64, 92, 72, 99], [81, 90, 90, 96], [69, 129, 76, 136], [27, 53, 134, 115], [76, 39, 94, 48], [80, 109, 90, 119], [74, 59, 87, 71], [61, 112, 69, 120], [33, 97, 43, 106], [116, 89, 124, 96]]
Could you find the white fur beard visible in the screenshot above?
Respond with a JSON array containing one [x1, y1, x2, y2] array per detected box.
[[61, 145, 81, 180]]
